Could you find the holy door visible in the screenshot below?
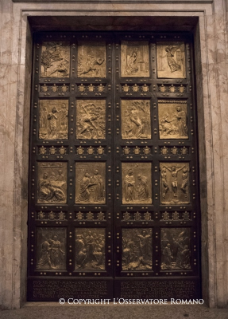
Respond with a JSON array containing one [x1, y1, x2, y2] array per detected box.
[[28, 32, 201, 301]]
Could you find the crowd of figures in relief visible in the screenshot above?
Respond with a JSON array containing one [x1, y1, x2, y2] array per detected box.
[[37, 228, 66, 270], [122, 229, 152, 271], [75, 163, 105, 204], [75, 228, 105, 271], [161, 228, 191, 270], [122, 163, 152, 204]]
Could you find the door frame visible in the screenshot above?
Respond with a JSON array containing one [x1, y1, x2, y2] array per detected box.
[[5, 2, 224, 307]]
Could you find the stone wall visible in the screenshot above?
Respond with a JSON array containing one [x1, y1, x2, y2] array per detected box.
[[0, 0, 227, 309]]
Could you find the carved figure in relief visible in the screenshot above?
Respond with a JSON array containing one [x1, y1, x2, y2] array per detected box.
[[163, 165, 184, 198], [160, 163, 190, 204], [37, 233, 65, 270], [136, 175, 149, 201], [38, 172, 66, 203], [78, 173, 91, 202], [75, 229, 105, 271], [162, 243, 172, 268], [121, 100, 151, 139], [181, 166, 189, 197], [122, 229, 152, 271], [158, 102, 188, 139], [90, 169, 104, 202], [124, 169, 135, 202], [76, 101, 106, 140], [161, 167, 169, 198], [126, 50, 139, 75], [39, 100, 68, 140], [41, 42, 70, 77], [165, 46, 181, 73], [174, 106, 187, 136], [78, 43, 106, 77], [161, 228, 191, 270]]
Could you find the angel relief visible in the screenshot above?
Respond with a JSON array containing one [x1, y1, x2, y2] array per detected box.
[[78, 43, 106, 77], [158, 101, 188, 139], [76, 100, 106, 140], [40, 42, 70, 78], [121, 100, 151, 139], [39, 100, 68, 140], [121, 41, 149, 77], [157, 43, 186, 78]]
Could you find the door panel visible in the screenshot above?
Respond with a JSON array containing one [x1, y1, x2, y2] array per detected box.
[[28, 31, 201, 301]]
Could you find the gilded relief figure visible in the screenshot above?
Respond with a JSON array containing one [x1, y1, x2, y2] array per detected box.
[[158, 101, 188, 139], [36, 228, 66, 270], [75, 228, 105, 271], [39, 100, 68, 140], [122, 229, 152, 271], [161, 228, 191, 270], [40, 42, 70, 77], [122, 163, 152, 204], [121, 41, 149, 77], [75, 162, 105, 204], [78, 43, 106, 77], [76, 100, 106, 139], [157, 43, 186, 78], [121, 100, 151, 139], [37, 162, 67, 203], [160, 163, 190, 204]]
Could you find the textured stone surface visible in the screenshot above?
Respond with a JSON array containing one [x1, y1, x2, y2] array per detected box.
[[1, 304, 228, 319], [0, 0, 228, 310]]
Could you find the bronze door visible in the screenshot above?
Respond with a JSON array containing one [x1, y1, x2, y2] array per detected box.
[[28, 32, 201, 301]]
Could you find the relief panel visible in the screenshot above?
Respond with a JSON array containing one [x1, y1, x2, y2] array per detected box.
[[40, 42, 70, 78], [158, 101, 188, 139], [75, 228, 105, 271], [39, 100, 68, 140], [161, 228, 191, 270], [37, 162, 67, 204], [122, 163, 152, 204], [36, 228, 66, 270], [157, 43, 186, 78], [121, 41, 149, 77], [121, 100, 151, 139], [160, 162, 190, 205], [75, 162, 106, 204], [76, 100, 106, 140], [122, 228, 152, 271], [78, 42, 106, 77]]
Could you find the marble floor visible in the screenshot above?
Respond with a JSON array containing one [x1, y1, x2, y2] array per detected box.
[[0, 304, 228, 319]]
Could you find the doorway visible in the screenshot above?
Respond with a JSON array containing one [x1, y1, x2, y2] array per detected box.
[[27, 31, 201, 300]]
